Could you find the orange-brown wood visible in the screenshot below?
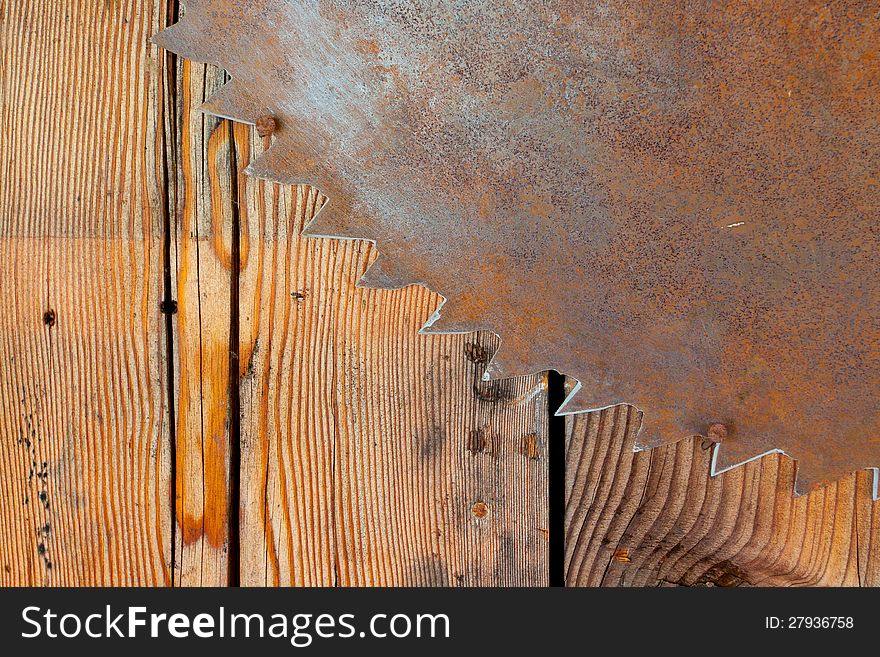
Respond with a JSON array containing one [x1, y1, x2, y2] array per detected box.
[[0, 0, 173, 585], [565, 402, 880, 586], [168, 59, 237, 586]]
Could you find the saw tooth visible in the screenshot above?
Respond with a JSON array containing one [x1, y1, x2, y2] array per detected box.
[[247, 144, 357, 238], [553, 381, 640, 423], [793, 461, 828, 498], [245, 145, 321, 185], [357, 256, 415, 289], [483, 342, 555, 382], [302, 198, 359, 239], [152, 19, 219, 65], [792, 461, 878, 500], [419, 301, 479, 334], [245, 140, 363, 241], [199, 81, 262, 124], [555, 379, 593, 415], [709, 438, 783, 476], [483, 344, 517, 381]]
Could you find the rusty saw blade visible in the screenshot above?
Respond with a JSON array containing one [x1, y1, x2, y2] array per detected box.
[[155, 1, 880, 497]]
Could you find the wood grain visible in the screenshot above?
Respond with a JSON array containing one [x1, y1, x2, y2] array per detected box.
[[168, 59, 236, 586], [565, 401, 880, 586], [0, 0, 173, 585], [234, 129, 550, 586]]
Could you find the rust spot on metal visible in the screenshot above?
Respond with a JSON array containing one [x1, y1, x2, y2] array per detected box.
[[155, 1, 880, 496]]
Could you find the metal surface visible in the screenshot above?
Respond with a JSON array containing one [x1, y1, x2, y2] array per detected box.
[[155, 1, 879, 496]]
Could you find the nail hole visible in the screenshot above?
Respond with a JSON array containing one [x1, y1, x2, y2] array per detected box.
[[42, 310, 56, 327]]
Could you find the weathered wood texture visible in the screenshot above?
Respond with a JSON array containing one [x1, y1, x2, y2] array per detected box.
[[565, 403, 880, 586], [172, 54, 550, 584], [168, 59, 238, 586], [0, 0, 173, 584]]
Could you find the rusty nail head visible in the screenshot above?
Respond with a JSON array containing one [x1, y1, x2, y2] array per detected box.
[[255, 115, 276, 138], [472, 501, 488, 518], [706, 423, 728, 443]]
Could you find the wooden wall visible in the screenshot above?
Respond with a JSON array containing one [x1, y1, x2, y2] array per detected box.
[[0, 0, 875, 586]]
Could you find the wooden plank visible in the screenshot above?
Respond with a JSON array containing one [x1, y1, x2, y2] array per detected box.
[[235, 129, 550, 586], [0, 0, 173, 585], [169, 59, 237, 586], [565, 401, 880, 586]]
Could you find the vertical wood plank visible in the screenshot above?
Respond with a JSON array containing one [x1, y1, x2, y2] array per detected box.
[[235, 129, 550, 586], [169, 58, 235, 586], [565, 398, 879, 586], [0, 0, 172, 585]]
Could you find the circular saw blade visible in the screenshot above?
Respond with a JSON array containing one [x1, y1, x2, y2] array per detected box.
[[155, 1, 880, 496]]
